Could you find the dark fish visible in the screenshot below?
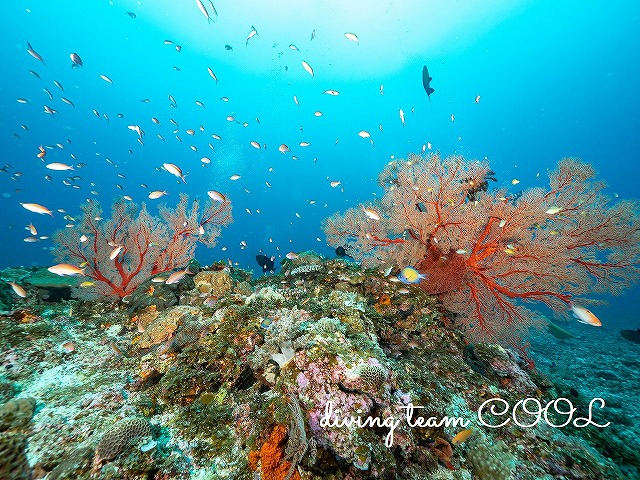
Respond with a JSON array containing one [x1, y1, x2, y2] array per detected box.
[[620, 329, 640, 344], [225, 44, 233, 51], [127, 11, 137, 18], [335, 246, 353, 259], [29, 70, 41, 79], [256, 254, 275, 273], [422, 65, 435, 104]]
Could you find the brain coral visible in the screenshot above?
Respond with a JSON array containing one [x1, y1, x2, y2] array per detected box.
[[96, 417, 151, 461], [357, 364, 387, 391]]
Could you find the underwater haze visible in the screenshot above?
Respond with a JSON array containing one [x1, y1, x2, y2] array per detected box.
[[2, 1, 639, 275], [1, 0, 640, 479]]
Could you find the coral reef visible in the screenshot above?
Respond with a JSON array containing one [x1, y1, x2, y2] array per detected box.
[[465, 433, 514, 479], [0, 396, 36, 480], [0, 253, 635, 479], [249, 424, 301, 480], [0, 397, 36, 432], [127, 271, 196, 315], [192, 269, 232, 303], [52, 194, 232, 299], [0, 432, 31, 480], [133, 305, 202, 349]]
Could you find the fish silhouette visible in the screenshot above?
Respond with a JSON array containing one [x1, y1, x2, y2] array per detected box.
[[422, 65, 435, 105], [620, 328, 640, 344], [256, 254, 276, 273], [335, 246, 353, 259]]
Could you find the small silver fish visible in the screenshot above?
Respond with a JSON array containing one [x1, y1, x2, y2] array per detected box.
[[195, 0, 211, 22], [27, 42, 45, 64], [246, 26, 257, 46]]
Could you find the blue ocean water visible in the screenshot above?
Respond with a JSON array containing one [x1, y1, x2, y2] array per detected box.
[[1, 0, 639, 327]]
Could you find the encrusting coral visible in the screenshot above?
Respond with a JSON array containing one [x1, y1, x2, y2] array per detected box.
[[248, 424, 301, 480]]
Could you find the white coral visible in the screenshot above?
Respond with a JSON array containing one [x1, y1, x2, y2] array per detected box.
[[271, 341, 296, 368], [290, 264, 322, 276], [245, 286, 285, 306]]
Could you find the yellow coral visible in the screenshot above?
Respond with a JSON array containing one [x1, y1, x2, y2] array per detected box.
[[194, 270, 232, 297]]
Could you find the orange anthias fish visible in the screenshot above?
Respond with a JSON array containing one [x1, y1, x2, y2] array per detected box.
[[451, 428, 473, 445], [570, 304, 602, 326]]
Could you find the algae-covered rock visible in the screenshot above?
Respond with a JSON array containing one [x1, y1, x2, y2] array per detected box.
[[193, 269, 232, 300], [22, 267, 80, 302], [0, 377, 16, 404], [47, 445, 95, 480], [133, 305, 202, 349]]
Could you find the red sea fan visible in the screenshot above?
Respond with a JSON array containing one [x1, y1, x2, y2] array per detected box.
[[324, 153, 640, 347], [52, 193, 232, 299]]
